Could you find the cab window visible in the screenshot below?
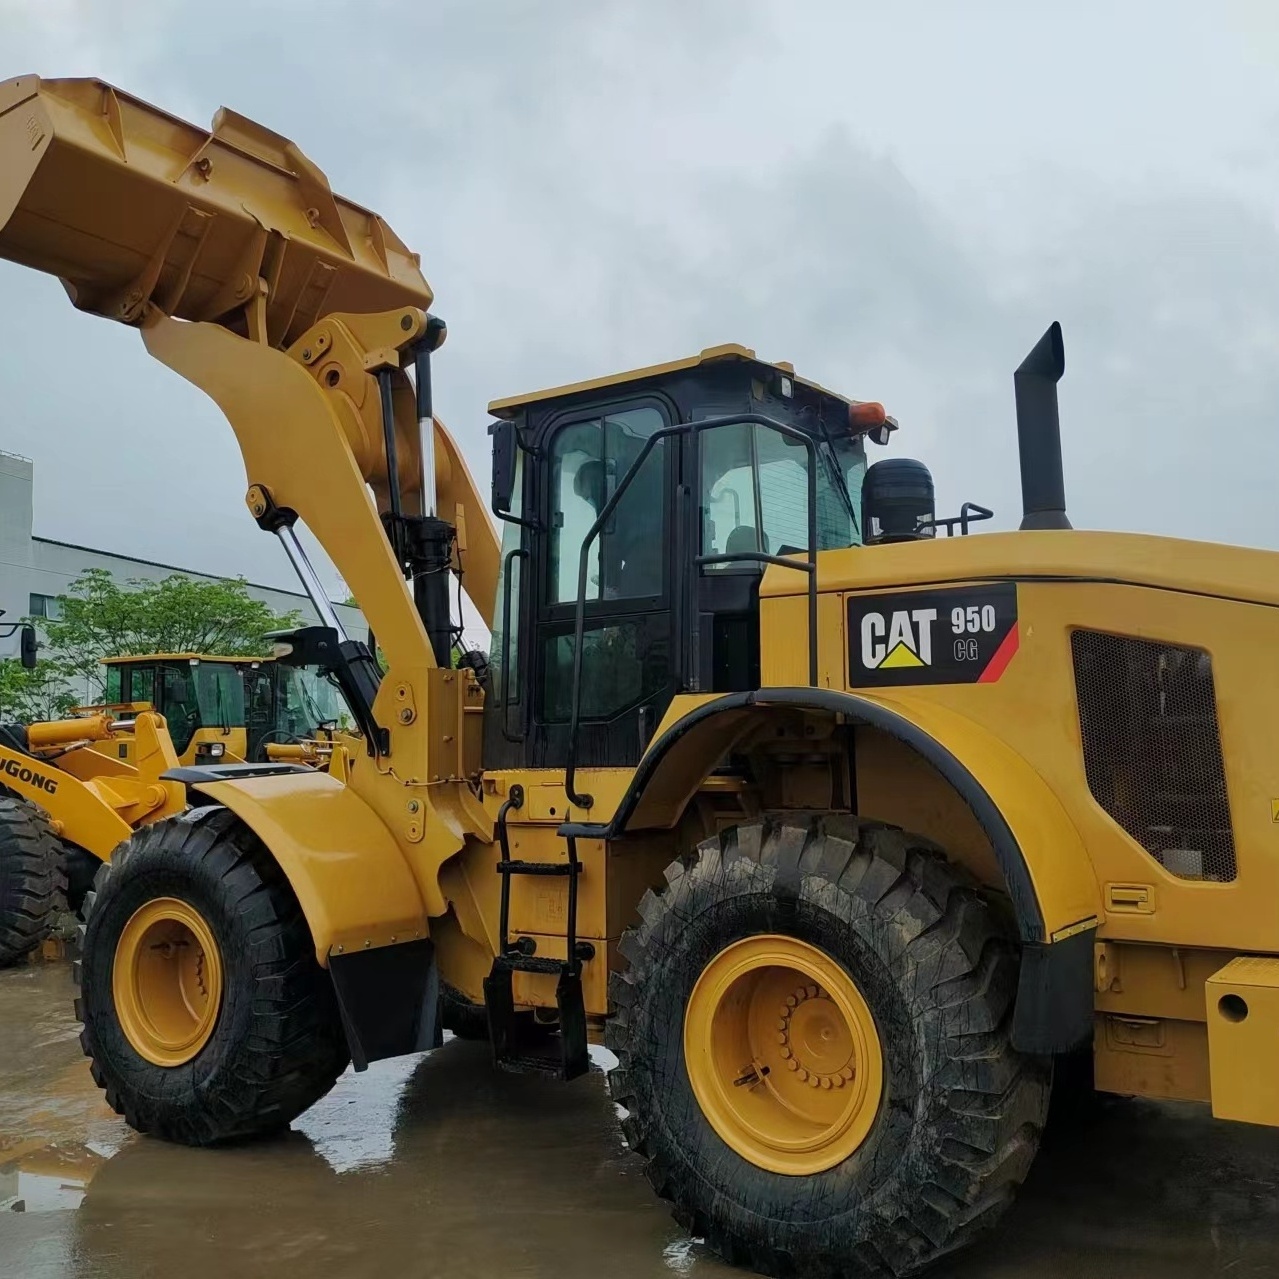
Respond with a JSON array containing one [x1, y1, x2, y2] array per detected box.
[[125, 665, 156, 709], [546, 406, 666, 604], [701, 421, 861, 564], [160, 665, 199, 753]]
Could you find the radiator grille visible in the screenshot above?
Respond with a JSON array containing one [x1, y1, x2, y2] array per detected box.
[[1071, 630, 1235, 882]]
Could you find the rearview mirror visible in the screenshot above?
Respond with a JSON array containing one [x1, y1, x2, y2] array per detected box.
[[19, 624, 37, 670], [489, 420, 518, 513], [266, 625, 340, 669]]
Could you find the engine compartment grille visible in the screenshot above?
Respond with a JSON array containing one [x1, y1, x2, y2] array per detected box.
[[1071, 630, 1236, 882]]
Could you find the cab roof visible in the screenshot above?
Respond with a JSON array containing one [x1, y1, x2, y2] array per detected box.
[[100, 653, 265, 666], [487, 343, 852, 418]]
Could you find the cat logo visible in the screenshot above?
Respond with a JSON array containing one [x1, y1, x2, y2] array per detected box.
[[860, 607, 937, 670], [847, 584, 1019, 688]]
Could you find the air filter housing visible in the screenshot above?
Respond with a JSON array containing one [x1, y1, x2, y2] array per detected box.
[[862, 458, 935, 544]]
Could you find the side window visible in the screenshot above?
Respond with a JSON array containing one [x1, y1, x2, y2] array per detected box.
[[540, 615, 671, 723], [160, 666, 198, 754], [104, 666, 123, 704], [701, 422, 815, 564], [547, 406, 666, 604], [701, 422, 858, 564], [125, 665, 155, 709]]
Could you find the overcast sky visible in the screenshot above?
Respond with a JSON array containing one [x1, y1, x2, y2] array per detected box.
[[2, 1, 1278, 615]]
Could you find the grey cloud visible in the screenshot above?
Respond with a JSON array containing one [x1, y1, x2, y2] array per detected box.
[[0, 0, 1274, 619]]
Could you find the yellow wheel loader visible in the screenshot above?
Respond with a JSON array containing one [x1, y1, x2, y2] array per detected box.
[[3, 73, 1278, 1278], [0, 648, 345, 962], [0, 709, 185, 964], [98, 649, 349, 766]]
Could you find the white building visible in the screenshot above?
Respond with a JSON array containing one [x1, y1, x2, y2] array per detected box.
[[0, 451, 364, 656]]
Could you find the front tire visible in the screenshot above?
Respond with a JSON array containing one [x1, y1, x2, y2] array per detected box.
[[0, 796, 65, 966], [607, 816, 1050, 1278], [76, 807, 350, 1145]]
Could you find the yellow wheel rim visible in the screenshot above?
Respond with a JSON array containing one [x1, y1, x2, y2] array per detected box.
[[684, 935, 884, 1175], [112, 897, 223, 1067]]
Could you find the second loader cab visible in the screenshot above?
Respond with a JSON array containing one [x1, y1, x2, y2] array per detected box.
[[102, 654, 247, 764], [485, 344, 894, 774]]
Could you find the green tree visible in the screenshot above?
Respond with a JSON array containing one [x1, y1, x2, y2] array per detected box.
[[0, 659, 76, 723], [38, 569, 301, 699]]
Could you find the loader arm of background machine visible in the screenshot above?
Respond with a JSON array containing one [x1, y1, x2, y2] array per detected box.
[[0, 74, 499, 939]]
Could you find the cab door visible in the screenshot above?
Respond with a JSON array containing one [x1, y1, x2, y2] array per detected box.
[[487, 399, 679, 770]]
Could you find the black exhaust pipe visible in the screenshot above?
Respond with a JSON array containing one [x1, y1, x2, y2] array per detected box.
[[1015, 321, 1071, 531]]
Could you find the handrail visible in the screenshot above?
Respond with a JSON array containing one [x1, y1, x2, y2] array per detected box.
[[563, 412, 822, 810], [926, 502, 995, 538], [498, 546, 529, 743]]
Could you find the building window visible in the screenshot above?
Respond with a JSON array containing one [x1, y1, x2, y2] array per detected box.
[[29, 593, 60, 620]]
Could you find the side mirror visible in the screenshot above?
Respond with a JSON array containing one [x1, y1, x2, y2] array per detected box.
[[489, 420, 518, 514], [267, 625, 340, 670], [19, 624, 37, 670]]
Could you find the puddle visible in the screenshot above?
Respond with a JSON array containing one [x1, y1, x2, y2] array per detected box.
[[1, 962, 1276, 1278]]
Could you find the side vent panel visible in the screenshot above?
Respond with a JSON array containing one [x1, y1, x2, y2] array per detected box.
[[1071, 630, 1236, 882]]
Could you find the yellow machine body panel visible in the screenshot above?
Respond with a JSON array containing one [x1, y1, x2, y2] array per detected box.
[[0, 711, 184, 859], [754, 529, 1279, 952], [192, 770, 429, 964], [1205, 956, 1279, 1126]]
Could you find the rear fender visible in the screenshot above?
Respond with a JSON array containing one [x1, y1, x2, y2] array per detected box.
[[191, 769, 427, 965], [608, 688, 1103, 1053]]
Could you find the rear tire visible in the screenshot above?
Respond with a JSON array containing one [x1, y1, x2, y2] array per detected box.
[[0, 796, 66, 966], [607, 815, 1050, 1278], [441, 983, 491, 1040], [75, 806, 350, 1145]]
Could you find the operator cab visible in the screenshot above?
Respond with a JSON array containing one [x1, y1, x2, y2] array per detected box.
[[102, 654, 246, 762], [485, 344, 897, 771], [102, 651, 350, 764]]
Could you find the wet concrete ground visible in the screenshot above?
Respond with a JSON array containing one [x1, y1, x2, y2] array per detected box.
[[1, 961, 1277, 1279]]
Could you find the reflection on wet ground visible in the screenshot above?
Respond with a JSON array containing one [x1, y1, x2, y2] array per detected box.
[[2, 960, 1278, 1278]]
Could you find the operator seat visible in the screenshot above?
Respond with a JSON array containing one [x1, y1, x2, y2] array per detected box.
[[725, 525, 768, 557]]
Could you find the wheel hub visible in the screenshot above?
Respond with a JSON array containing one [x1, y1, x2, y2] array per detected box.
[[683, 935, 884, 1176], [112, 897, 223, 1067], [778, 985, 856, 1087]]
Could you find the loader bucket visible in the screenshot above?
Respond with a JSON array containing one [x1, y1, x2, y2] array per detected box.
[[0, 74, 431, 348]]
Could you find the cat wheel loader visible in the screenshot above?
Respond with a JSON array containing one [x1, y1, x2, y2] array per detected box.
[[3, 72, 1278, 1279]]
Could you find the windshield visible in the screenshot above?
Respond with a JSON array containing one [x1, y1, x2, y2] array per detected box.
[[701, 420, 867, 563], [192, 664, 246, 730], [277, 665, 352, 735]]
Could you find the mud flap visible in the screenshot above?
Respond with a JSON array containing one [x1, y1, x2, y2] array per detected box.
[[1013, 926, 1096, 1054], [329, 937, 442, 1070]]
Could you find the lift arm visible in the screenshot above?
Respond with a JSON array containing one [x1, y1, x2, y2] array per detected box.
[[0, 73, 500, 685], [0, 72, 505, 940]]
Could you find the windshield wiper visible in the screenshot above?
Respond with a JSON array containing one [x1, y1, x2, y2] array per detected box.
[[812, 412, 860, 538]]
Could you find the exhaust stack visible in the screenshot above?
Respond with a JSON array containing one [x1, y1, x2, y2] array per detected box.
[[1015, 321, 1071, 531]]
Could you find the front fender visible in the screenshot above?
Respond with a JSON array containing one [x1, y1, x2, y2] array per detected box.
[[192, 770, 427, 965]]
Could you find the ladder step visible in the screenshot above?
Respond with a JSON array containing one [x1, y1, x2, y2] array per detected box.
[[503, 954, 566, 975], [483, 958, 590, 1082], [496, 860, 575, 877]]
